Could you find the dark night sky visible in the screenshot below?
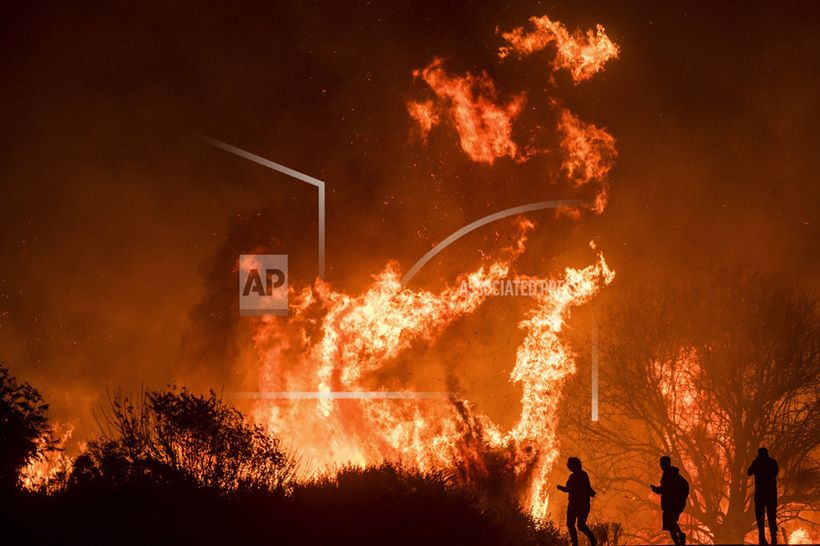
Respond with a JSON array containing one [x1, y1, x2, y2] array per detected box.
[[1, 0, 819, 437]]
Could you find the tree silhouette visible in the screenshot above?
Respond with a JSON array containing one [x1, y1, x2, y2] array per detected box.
[[565, 271, 819, 544], [0, 362, 53, 493], [71, 387, 296, 493]]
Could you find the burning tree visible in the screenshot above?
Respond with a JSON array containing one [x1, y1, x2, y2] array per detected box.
[[569, 271, 820, 543]]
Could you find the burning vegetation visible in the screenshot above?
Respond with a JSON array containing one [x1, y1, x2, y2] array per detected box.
[[248, 12, 623, 523], [251, 224, 614, 518], [497, 15, 620, 83], [1, 5, 818, 546]]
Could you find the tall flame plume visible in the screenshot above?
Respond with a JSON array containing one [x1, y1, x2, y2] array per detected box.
[[251, 11, 620, 520], [251, 220, 614, 517]]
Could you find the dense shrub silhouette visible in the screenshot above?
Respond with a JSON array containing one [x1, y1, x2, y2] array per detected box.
[[285, 463, 565, 546], [70, 388, 296, 493], [14, 462, 564, 546], [5, 387, 566, 546], [0, 361, 52, 493]]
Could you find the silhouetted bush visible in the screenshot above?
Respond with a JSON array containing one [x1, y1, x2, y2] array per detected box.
[[11, 462, 564, 546], [285, 463, 565, 546], [0, 361, 53, 493], [4, 387, 568, 546], [69, 388, 296, 493]]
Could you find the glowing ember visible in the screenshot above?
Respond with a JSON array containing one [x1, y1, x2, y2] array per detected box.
[[789, 527, 814, 544], [411, 58, 525, 164], [498, 15, 620, 82]]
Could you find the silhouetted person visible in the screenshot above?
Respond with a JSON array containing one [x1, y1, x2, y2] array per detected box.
[[557, 457, 597, 546], [650, 456, 689, 546], [748, 447, 779, 545]]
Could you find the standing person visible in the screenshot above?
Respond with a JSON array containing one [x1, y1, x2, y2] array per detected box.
[[650, 456, 689, 546], [748, 447, 779, 545], [557, 457, 598, 546]]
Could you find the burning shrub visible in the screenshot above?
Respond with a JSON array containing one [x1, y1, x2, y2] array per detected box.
[[0, 361, 54, 493], [69, 388, 296, 494]]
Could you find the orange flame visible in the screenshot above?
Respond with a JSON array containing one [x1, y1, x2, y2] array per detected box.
[[558, 109, 617, 213], [509, 256, 615, 517], [251, 220, 615, 518], [408, 14, 619, 220], [254, 11, 620, 520], [406, 100, 440, 143], [20, 422, 76, 491], [411, 58, 525, 164], [788, 527, 814, 544], [498, 15, 620, 82], [253, 222, 532, 468], [653, 348, 735, 537]]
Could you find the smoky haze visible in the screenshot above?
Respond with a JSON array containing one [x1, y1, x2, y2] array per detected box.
[[0, 0, 818, 463]]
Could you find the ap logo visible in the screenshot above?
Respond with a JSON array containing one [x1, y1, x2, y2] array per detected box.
[[239, 254, 288, 316]]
